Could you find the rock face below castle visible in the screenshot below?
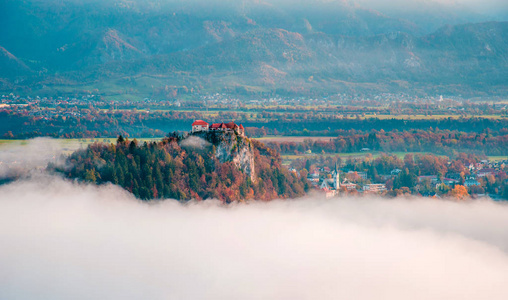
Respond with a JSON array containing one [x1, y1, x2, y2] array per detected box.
[[191, 130, 256, 181]]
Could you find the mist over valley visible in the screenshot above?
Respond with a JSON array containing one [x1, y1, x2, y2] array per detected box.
[[2, 1, 508, 298], [1, 172, 508, 299]]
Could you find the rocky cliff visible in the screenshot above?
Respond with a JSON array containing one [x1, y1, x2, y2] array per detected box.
[[190, 131, 256, 181]]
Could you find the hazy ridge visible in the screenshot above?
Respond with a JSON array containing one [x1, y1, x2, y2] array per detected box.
[[1, 0, 507, 96]]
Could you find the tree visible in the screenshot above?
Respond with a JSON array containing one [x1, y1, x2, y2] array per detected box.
[[468, 185, 484, 195], [367, 131, 380, 150], [449, 185, 469, 200], [394, 168, 416, 190], [304, 159, 312, 172], [437, 184, 450, 196], [502, 184, 508, 200], [84, 169, 97, 183]]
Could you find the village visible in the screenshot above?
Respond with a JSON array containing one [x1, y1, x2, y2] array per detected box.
[[302, 165, 388, 198], [294, 156, 508, 199], [2, 92, 507, 124]]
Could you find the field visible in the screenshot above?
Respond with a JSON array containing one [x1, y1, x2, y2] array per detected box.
[[0, 138, 159, 155], [280, 152, 508, 165], [485, 156, 508, 161], [2, 138, 507, 164], [255, 136, 335, 143], [359, 114, 507, 120], [280, 151, 456, 165]]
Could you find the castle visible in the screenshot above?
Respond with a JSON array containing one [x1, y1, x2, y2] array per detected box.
[[192, 120, 245, 136]]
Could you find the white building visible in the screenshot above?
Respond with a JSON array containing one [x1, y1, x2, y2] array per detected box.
[[193, 120, 245, 136], [464, 178, 481, 187], [192, 120, 209, 132], [363, 184, 387, 193]]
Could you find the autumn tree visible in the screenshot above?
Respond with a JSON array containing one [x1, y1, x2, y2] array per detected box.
[[449, 185, 469, 200]]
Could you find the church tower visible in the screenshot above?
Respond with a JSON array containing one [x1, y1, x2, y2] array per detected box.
[[333, 161, 340, 190]]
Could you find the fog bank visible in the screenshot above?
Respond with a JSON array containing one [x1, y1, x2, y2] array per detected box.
[[1, 175, 508, 299], [0, 138, 72, 179]]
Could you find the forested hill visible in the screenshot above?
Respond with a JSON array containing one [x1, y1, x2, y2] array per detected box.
[[55, 132, 309, 202]]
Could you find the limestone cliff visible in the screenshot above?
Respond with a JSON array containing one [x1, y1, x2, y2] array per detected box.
[[190, 131, 256, 181]]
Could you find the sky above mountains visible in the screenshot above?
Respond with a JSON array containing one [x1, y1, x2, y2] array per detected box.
[[357, 0, 507, 15], [35, 0, 507, 14]]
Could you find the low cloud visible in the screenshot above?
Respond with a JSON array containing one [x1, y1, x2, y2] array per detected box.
[[180, 135, 211, 149], [1, 175, 508, 299], [0, 138, 75, 179]]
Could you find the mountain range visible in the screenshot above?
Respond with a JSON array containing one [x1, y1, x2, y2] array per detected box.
[[1, 0, 507, 97]]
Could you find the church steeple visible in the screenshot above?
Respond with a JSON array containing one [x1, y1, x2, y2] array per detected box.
[[334, 161, 340, 190]]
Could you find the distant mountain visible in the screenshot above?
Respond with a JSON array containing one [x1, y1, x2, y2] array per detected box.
[[100, 21, 508, 95], [0, 0, 506, 97], [0, 46, 32, 77]]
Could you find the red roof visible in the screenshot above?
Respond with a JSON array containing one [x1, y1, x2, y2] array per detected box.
[[209, 122, 243, 130], [239, 124, 244, 129], [225, 122, 238, 129], [192, 120, 209, 126]]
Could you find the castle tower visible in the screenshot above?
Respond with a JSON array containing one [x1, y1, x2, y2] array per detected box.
[[239, 124, 245, 136]]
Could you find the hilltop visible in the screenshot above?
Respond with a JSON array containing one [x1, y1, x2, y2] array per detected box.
[[56, 130, 308, 202]]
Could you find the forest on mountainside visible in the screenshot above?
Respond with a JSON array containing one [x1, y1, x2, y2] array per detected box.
[[1, 0, 507, 96]]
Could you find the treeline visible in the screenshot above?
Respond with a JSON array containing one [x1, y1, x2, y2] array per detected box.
[[3, 108, 508, 139], [54, 136, 309, 202], [0, 110, 165, 139], [243, 117, 508, 136], [266, 129, 508, 156]]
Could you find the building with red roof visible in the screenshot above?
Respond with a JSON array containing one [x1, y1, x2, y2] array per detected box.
[[193, 120, 245, 136], [191, 120, 209, 132]]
